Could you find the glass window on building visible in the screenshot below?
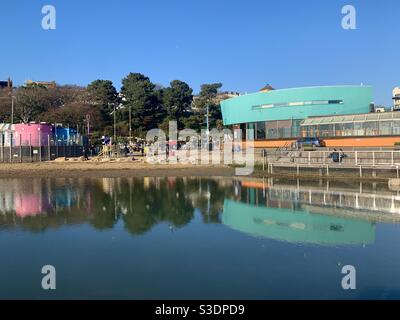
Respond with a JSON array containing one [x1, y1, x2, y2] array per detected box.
[[363, 121, 378, 136], [236, 124, 246, 140], [300, 125, 308, 138], [308, 125, 319, 137], [291, 120, 302, 138], [246, 123, 255, 140], [353, 122, 365, 136], [379, 121, 392, 136], [392, 121, 400, 135], [343, 123, 354, 136], [277, 127, 290, 138], [335, 123, 353, 136], [266, 121, 278, 139], [256, 122, 266, 140], [319, 124, 334, 137], [276, 120, 292, 139]]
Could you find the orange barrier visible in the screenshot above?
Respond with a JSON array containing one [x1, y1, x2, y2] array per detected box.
[[242, 137, 400, 148], [243, 139, 296, 148], [323, 137, 400, 148]]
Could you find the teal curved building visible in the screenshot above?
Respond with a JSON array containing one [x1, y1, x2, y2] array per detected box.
[[221, 85, 373, 125], [220, 85, 374, 141]]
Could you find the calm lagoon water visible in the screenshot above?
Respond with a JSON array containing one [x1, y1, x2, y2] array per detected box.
[[1, 177, 400, 300]]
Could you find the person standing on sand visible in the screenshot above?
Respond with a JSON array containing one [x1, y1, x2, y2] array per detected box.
[[83, 146, 90, 160]]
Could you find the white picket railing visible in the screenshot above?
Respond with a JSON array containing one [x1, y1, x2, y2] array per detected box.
[[265, 150, 400, 167]]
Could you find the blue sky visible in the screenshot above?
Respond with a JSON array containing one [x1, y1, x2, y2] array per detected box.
[[0, 0, 398, 105]]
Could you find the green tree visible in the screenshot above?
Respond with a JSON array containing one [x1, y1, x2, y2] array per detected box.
[[121, 73, 163, 136], [199, 83, 223, 99], [182, 113, 202, 132], [194, 83, 223, 130], [87, 80, 119, 127], [162, 80, 193, 129]]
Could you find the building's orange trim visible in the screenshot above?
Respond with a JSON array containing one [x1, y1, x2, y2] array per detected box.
[[323, 137, 400, 147], [244, 139, 296, 148], [242, 137, 400, 148]]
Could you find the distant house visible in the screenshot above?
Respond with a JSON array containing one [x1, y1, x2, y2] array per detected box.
[[216, 91, 241, 101], [393, 87, 400, 111], [0, 78, 13, 89], [25, 80, 57, 89], [192, 91, 241, 111]]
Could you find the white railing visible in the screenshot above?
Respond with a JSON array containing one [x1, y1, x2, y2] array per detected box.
[[265, 150, 400, 167]]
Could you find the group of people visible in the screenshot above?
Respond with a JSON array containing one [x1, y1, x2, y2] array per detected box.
[[329, 149, 346, 163]]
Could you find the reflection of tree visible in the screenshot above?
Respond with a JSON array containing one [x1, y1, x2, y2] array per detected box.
[[0, 177, 237, 235], [187, 178, 235, 224], [121, 178, 195, 235], [88, 181, 117, 230]]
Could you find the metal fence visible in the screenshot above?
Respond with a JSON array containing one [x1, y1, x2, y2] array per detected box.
[[0, 141, 84, 163], [265, 150, 400, 166]]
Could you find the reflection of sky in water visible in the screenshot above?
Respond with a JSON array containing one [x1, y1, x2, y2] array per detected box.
[[0, 177, 400, 299]]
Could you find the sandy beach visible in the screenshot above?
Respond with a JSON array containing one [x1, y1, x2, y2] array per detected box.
[[0, 160, 235, 178]]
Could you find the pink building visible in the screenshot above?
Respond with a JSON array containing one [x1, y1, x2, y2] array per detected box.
[[14, 123, 53, 147]]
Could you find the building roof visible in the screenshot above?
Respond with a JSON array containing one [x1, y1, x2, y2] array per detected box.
[[259, 84, 275, 92], [301, 112, 400, 126], [0, 78, 13, 89]]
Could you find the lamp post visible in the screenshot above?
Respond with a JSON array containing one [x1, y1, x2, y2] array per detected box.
[[113, 103, 116, 143], [206, 103, 209, 134], [11, 95, 15, 125], [86, 115, 90, 136], [205, 103, 210, 152], [107, 102, 117, 144], [129, 104, 132, 145]]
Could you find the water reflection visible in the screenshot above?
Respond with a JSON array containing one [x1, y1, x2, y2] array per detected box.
[[222, 200, 375, 245], [0, 177, 399, 246], [0, 178, 232, 234]]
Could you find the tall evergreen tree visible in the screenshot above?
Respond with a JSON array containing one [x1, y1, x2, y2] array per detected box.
[[194, 83, 223, 130], [162, 80, 193, 129], [121, 73, 163, 136], [87, 80, 119, 127]]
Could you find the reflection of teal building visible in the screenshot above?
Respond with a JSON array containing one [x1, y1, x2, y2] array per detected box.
[[54, 187, 77, 208], [222, 200, 375, 246]]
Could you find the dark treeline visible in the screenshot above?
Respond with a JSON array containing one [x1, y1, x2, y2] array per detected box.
[[0, 73, 225, 144]]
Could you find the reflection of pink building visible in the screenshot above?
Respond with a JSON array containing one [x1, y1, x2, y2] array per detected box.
[[14, 123, 53, 147], [14, 194, 41, 218], [14, 194, 49, 218]]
